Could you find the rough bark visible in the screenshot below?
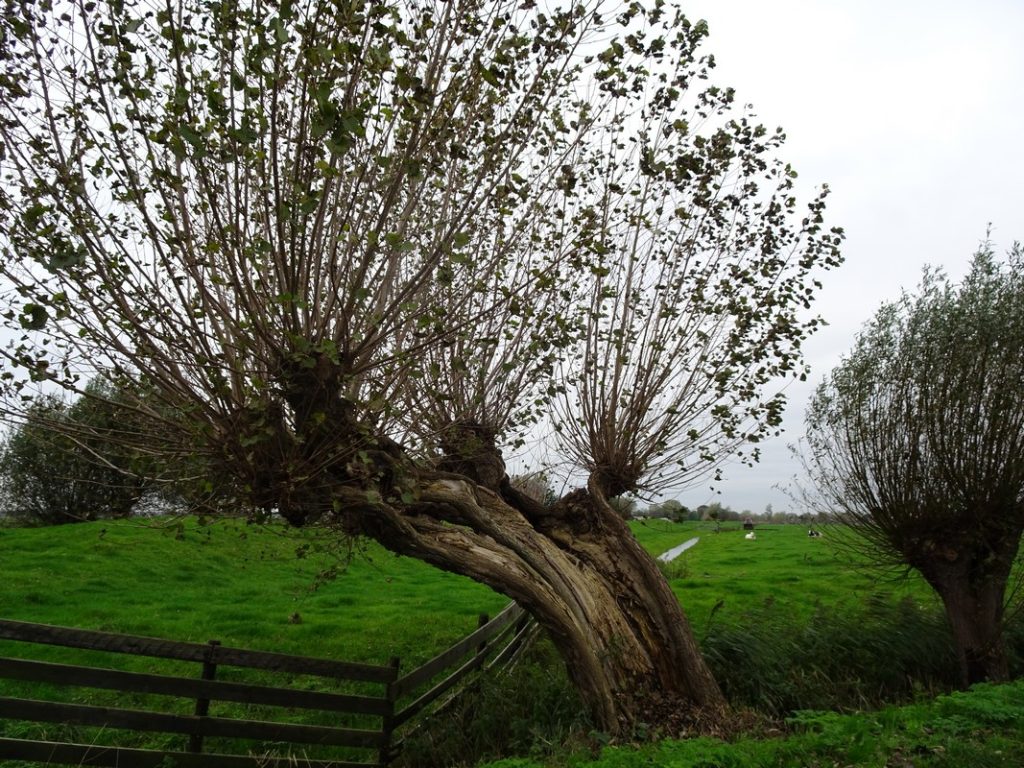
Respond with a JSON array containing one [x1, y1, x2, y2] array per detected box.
[[938, 580, 1009, 685], [916, 531, 1021, 687], [318, 427, 722, 731], [356, 474, 727, 734], [212, 391, 726, 734]]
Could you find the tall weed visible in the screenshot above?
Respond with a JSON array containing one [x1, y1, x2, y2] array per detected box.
[[399, 594, 1024, 766], [703, 594, 964, 716], [396, 640, 588, 768]]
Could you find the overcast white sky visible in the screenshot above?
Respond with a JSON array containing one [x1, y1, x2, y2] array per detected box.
[[669, 0, 1024, 513]]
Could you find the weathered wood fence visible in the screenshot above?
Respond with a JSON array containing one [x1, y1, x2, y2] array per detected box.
[[0, 602, 531, 767]]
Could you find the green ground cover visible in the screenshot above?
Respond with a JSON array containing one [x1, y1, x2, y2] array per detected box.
[[483, 679, 1024, 768], [0, 517, 928, 658], [629, 520, 936, 636], [0, 516, 1019, 767], [0, 516, 506, 667], [0, 516, 509, 762]]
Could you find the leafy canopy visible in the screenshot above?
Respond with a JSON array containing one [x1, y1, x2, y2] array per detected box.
[[0, 0, 842, 515], [0, 378, 155, 524], [805, 241, 1024, 565]]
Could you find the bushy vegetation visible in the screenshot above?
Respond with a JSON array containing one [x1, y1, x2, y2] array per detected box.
[[0, 379, 159, 526], [702, 595, 960, 716], [806, 244, 1024, 685], [395, 640, 586, 768]]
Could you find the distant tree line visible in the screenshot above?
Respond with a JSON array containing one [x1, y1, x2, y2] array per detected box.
[[622, 499, 817, 525], [0, 378, 176, 526]]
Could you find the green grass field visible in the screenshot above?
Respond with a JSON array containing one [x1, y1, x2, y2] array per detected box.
[[633, 519, 936, 635], [0, 517, 932, 663], [0, 516, 507, 667], [0, 516, 1019, 767]]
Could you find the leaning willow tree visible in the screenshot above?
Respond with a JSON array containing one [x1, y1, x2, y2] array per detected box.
[[0, 0, 842, 731]]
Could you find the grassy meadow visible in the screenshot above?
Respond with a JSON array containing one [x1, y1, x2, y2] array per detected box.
[[633, 519, 935, 633], [0, 516, 507, 667], [0, 517, 931, 666], [0, 515, 1020, 766]]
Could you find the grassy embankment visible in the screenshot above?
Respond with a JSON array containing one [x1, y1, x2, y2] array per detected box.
[[0, 517, 1020, 766], [0, 516, 506, 665]]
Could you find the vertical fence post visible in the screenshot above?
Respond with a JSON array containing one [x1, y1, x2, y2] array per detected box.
[[475, 613, 489, 658], [379, 656, 400, 766], [189, 639, 221, 753]]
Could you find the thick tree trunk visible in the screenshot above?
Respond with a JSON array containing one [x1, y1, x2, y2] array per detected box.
[[356, 475, 727, 735], [267, 409, 726, 734], [928, 568, 1010, 686], [938, 580, 1009, 685], [919, 535, 1020, 687]]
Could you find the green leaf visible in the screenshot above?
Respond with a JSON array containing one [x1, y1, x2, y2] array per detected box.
[[299, 193, 320, 214], [47, 246, 85, 272], [178, 124, 206, 158], [477, 62, 501, 88], [179, 124, 202, 146], [23, 203, 48, 229], [272, 16, 289, 43], [20, 304, 48, 331]]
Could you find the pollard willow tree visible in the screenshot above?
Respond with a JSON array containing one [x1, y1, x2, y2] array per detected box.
[[0, 0, 842, 731], [805, 244, 1024, 687]]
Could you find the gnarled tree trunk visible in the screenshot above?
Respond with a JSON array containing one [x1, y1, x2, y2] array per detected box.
[[913, 520, 1024, 688], [360, 475, 726, 733], [232, 388, 726, 734]]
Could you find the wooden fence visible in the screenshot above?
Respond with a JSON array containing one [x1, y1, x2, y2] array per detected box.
[[0, 602, 531, 767]]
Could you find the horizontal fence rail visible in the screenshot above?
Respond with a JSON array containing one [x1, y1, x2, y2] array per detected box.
[[0, 604, 535, 767], [0, 697, 387, 747], [0, 656, 393, 714], [0, 619, 395, 682]]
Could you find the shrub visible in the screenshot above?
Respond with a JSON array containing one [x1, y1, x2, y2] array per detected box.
[[0, 379, 155, 525], [702, 594, 963, 716], [396, 639, 587, 768], [402, 593, 1022, 766]]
